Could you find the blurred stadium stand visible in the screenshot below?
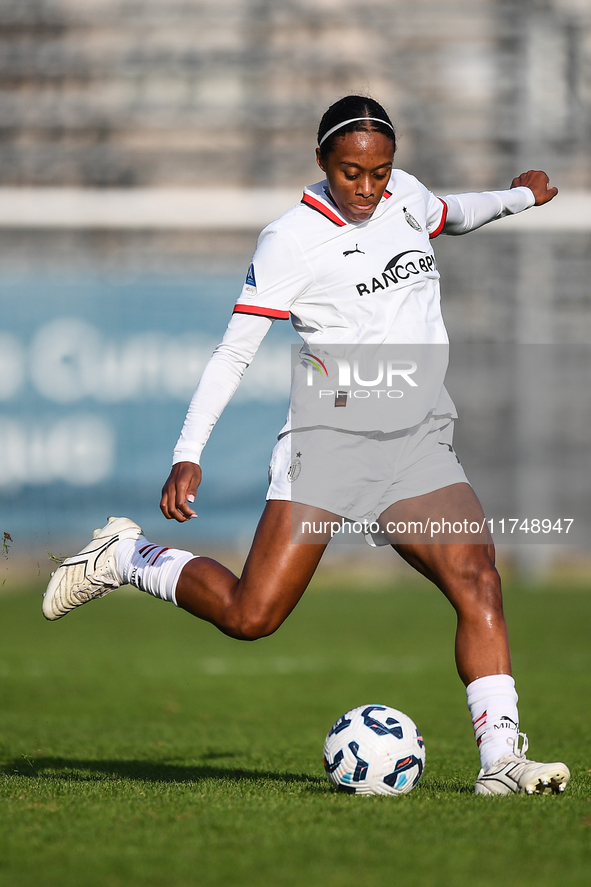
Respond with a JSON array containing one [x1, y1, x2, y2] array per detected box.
[[0, 0, 589, 190]]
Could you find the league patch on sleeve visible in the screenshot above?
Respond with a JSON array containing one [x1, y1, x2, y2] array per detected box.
[[243, 263, 257, 295]]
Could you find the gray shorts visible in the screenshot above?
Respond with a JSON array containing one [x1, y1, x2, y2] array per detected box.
[[267, 415, 469, 545]]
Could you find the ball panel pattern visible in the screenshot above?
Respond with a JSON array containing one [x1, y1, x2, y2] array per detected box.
[[323, 704, 425, 796]]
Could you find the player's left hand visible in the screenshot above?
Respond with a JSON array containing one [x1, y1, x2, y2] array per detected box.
[[510, 170, 558, 205]]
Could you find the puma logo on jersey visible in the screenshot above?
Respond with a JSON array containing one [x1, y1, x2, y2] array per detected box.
[[343, 244, 365, 257]]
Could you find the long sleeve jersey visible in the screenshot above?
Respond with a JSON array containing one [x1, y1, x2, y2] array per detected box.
[[173, 171, 534, 465]]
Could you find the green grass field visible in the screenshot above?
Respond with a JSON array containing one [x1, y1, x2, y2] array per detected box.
[[1, 569, 590, 887]]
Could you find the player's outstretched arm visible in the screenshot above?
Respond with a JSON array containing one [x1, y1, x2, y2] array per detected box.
[[160, 461, 202, 522], [510, 170, 558, 205], [440, 170, 556, 236]]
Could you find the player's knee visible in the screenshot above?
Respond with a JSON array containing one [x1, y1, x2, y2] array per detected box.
[[473, 567, 503, 617], [236, 619, 277, 641], [456, 560, 503, 617], [225, 607, 281, 641], [478, 566, 503, 613]]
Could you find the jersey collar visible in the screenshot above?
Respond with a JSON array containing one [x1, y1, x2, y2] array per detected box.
[[301, 179, 393, 227]]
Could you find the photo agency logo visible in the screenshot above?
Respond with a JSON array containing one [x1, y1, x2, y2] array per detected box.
[[301, 350, 418, 405], [290, 344, 451, 463]]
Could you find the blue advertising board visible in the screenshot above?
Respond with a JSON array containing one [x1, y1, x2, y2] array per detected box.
[[0, 273, 297, 555]]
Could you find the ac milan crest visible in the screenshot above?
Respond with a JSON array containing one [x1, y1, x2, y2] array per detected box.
[[403, 207, 422, 231], [287, 454, 302, 483]]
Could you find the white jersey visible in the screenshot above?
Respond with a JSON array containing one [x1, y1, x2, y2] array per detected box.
[[235, 171, 449, 345], [173, 171, 534, 464]]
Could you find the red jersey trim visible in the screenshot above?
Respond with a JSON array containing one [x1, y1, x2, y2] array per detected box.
[[383, 189, 392, 199], [233, 304, 290, 320], [429, 198, 448, 239], [301, 193, 347, 227]]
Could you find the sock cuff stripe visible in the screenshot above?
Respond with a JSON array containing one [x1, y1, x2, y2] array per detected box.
[[149, 547, 170, 565], [473, 711, 487, 728], [139, 544, 158, 558]]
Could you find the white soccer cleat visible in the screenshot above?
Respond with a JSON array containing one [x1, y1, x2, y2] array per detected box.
[[475, 733, 570, 796], [42, 516, 143, 621]]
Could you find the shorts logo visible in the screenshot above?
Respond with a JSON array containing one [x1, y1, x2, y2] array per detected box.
[[438, 441, 461, 463], [287, 453, 302, 483], [403, 207, 422, 231]]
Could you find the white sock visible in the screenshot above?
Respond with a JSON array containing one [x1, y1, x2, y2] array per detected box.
[[466, 674, 520, 771], [115, 537, 196, 605]]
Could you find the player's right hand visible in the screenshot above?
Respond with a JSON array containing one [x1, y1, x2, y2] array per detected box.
[[160, 461, 202, 522]]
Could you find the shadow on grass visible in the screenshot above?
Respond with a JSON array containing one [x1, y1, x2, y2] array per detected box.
[[2, 758, 477, 795], [1, 757, 327, 791]]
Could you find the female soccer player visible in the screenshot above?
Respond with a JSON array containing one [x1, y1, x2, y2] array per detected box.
[[43, 96, 570, 796]]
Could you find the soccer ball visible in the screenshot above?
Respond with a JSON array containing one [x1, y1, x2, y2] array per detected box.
[[323, 704, 425, 795]]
